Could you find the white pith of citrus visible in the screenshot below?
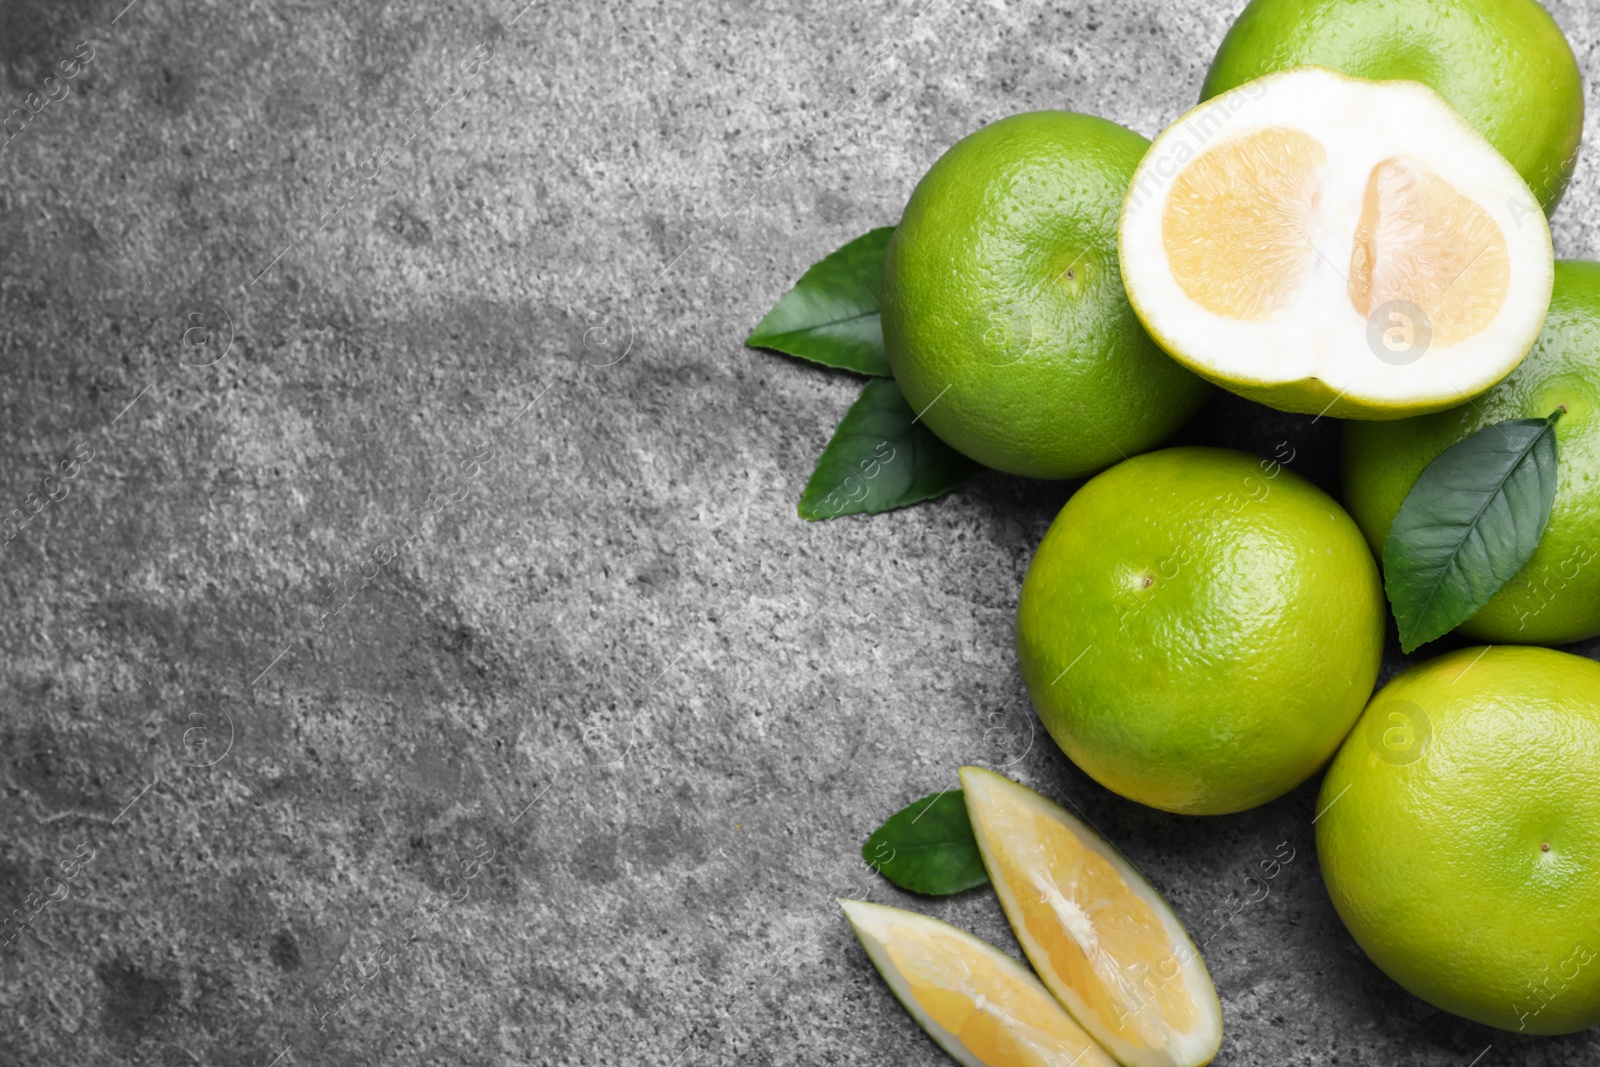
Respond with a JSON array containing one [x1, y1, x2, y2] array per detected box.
[[961, 768, 1223, 1067]]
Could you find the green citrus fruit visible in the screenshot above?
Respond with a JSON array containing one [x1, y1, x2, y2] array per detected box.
[[882, 111, 1210, 480], [1017, 447, 1384, 815], [1201, 0, 1584, 214], [1317, 646, 1600, 1033], [1343, 259, 1600, 645]]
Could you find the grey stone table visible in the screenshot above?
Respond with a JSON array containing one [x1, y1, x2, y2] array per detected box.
[[2, 0, 1599, 1064]]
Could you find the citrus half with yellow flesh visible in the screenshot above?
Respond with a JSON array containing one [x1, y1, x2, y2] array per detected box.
[[1119, 67, 1554, 420], [961, 768, 1222, 1067], [841, 899, 1119, 1067]]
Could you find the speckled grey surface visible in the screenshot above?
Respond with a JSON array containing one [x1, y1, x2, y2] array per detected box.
[[3, 0, 1600, 1064]]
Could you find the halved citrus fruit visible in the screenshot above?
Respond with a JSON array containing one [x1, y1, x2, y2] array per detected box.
[[841, 899, 1119, 1067], [1119, 67, 1554, 420], [960, 768, 1222, 1067]]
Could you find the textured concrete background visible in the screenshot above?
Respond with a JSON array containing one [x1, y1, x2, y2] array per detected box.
[[2, 0, 1600, 1064]]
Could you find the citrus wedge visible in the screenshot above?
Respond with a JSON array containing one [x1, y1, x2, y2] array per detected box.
[[960, 768, 1222, 1067], [841, 899, 1119, 1067], [1119, 67, 1554, 420]]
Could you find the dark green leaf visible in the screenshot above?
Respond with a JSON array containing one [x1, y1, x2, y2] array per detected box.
[[746, 228, 894, 376], [799, 378, 981, 521], [1384, 410, 1564, 652], [862, 790, 988, 896]]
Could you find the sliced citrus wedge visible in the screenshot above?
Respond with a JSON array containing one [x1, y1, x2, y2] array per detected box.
[[1119, 67, 1554, 420], [841, 899, 1119, 1067], [959, 768, 1222, 1067]]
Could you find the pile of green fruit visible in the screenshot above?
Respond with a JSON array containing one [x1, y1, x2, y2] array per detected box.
[[749, 0, 1600, 1054]]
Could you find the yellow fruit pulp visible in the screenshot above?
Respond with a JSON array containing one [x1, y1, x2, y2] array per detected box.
[[881, 923, 1107, 1067], [1164, 127, 1324, 321], [972, 796, 1198, 1050], [1348, 157, 1509, 347], [1163, 128, 1510, 347]]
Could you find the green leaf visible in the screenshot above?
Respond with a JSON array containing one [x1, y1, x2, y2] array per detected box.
[[746, 227, 894, 376], [799, 378, 981, 521], [1384, 409, 1564, 652], [862, 790, 988, 896]]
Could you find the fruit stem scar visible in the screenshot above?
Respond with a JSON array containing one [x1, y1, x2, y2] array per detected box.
[[1542, 842, 1551, 852]]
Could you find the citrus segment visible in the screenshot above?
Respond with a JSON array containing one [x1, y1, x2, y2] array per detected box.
[[841, 899, 1118, 1067], [1120, 68, 1554, 420], [1347, 157, 1510, 348], [985, 802, 1199, 1041], [960, 768, 1222, 1067], [1163, 127, 1324, 320]]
